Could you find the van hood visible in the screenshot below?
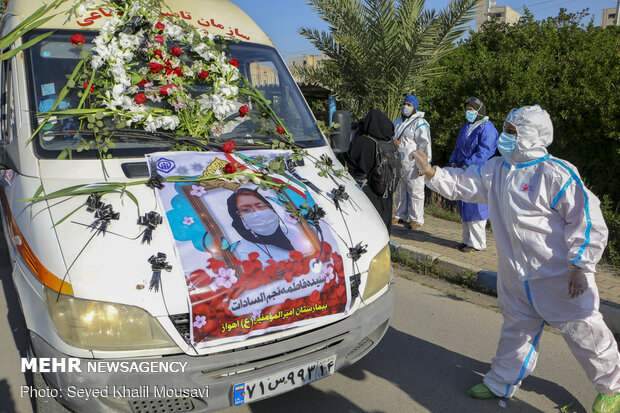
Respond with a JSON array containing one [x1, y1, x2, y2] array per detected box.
[[38, 148, 389, 332]]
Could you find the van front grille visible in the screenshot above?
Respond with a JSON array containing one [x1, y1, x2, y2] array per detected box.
[[169, 314, 191, 343], [129, 397, 194, 413]]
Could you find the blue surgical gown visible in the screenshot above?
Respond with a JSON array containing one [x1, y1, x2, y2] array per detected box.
[[448, 120, 498, 222]]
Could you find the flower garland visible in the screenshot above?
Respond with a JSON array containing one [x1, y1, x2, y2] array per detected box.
[[38, 0, 287, 155]]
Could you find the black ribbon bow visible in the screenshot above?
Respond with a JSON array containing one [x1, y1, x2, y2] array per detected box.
[[348, 242, 368, 262], [330, 185, 350, 211], [320, 154, 334, 167], [148, 253, 172, 292], [303, 205, 326, 225], [86, 194, 119, 236], [146, 165, 166, 190], [138, 211, 163, 244], [85, 193, 103, 213]]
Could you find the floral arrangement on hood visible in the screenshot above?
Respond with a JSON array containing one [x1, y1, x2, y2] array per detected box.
[[38, 0, 285, 154]]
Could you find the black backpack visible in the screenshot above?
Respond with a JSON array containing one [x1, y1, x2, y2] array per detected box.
[[366, 136, 402, 198]]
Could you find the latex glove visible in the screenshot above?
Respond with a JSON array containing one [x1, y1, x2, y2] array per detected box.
[[568, 265, 588, 298], [412, 150, 430, 174]]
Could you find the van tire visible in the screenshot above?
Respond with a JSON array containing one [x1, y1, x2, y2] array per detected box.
[[32, 371, 72, 413]]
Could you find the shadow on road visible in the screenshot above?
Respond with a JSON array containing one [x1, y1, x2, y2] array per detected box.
[[342, 326, 586, 413], [0, 223, 34, 412], [246, 326, 586, 412]]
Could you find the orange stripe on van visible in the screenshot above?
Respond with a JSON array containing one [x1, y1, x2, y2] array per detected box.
[[0, 186, 73, 295]]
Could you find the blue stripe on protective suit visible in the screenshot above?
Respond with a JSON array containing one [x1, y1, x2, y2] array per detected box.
[[504, 320, 546, 397], [549, 159, 591, 264], [551, 177, 574, 209]]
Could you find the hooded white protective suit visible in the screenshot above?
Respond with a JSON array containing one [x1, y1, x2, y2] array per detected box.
[[393, 112, 431, 225], [425, 106, 620, 397]]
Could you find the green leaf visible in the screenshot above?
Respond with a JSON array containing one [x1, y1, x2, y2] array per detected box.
[[0, 30, 56, 61]]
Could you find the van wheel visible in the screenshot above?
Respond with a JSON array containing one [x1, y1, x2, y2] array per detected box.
[[32, 371, 72, 413]]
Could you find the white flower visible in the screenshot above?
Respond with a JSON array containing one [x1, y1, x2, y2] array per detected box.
[[111, 84, 125, 100], [91, 55, 104, 70], [100, 18, 122, 38], [219, 83, 239, 98], [118, 33, 142, 50], [160, 116, 180, 130], [143, 114, 180, 132], [75, 0, 96, 17], [197, 94, 236, 120], [163, 23, 184, 41]]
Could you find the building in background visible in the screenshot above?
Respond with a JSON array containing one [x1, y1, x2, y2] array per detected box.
[[249, 62, 278, 86], [475, 0, 521, 32], [601, 6, 619, 28], [288, 54, 328, 82]]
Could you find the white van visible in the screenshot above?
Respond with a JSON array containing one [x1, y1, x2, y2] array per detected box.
[[0, 1, 394, 411]]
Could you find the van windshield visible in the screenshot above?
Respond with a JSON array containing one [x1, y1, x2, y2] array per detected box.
[[24, 30, 325, 158]]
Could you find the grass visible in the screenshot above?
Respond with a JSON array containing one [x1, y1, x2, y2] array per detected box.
[[391, 246, 496, 295], [424, 191, 461, 223]]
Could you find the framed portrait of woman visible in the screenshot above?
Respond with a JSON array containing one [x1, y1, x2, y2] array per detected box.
[[181, 181, 322, 270]]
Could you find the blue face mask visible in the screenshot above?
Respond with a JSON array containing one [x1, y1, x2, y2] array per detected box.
[[465, 110, 478, 123], [497, 132, 517, 159]]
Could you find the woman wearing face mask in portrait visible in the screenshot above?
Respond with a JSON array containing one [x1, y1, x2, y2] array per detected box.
[[448, 97, 498, 252], [226, 188, 295, 263]]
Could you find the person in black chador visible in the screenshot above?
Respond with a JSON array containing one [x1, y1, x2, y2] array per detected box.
[[346, 109, 400, 231]]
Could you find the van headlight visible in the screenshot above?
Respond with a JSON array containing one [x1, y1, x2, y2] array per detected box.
[[362, 243, 391, 300], [44, 288, 177, 351]]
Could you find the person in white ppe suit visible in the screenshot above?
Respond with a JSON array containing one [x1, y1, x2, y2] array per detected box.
[[392, 94, 431, 230], [412, 105, 620, 413]]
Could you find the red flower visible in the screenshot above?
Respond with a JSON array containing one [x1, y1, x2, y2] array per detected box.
[[154, 49, 163, 59], [134, 92, 147, 105], [83, 82, 94, 92], [248, 252, 260, 261], [198, 70, 210, 80], [155, 35, 164, 45], [173, 67, 183, 77], [276, 125, 285, 135], [149, 62, 164, 73], [229, 58, 239, 68], [307, 289, 321, 304], [165, 68, 174, 76], [170, 46, 182, 56], [70, 34, 86, 45], [138, 78, 148, 87], [155, 22, 165, 32], [225, 163, 237, 174], [238, 105, 249, 117], [165, 58, 172, 68], [160, 84, 174, 96], [289, 250, 303, 261], [222, 140, 235, 153]]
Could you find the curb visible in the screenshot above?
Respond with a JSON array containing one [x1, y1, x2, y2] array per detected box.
[[390, 241, 620, 337]]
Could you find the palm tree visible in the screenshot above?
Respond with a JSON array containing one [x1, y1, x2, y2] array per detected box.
[[297, 0, 479, 119]]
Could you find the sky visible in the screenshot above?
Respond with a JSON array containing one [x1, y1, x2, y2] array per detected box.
[[229, 0, 617, 64]]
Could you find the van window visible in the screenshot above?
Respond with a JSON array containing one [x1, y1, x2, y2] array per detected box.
[[23, 30, 325, 159]]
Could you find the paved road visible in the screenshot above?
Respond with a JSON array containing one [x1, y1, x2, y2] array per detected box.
[[0, 241, 596, 412]]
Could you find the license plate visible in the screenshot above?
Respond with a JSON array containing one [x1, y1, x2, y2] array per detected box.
[[233, 355, 337, 405]]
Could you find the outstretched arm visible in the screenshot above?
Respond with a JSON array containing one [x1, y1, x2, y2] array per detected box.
[[412, 150, 489, 204]]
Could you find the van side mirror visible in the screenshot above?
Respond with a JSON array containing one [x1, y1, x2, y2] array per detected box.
[[329, 110, 351, 154]]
